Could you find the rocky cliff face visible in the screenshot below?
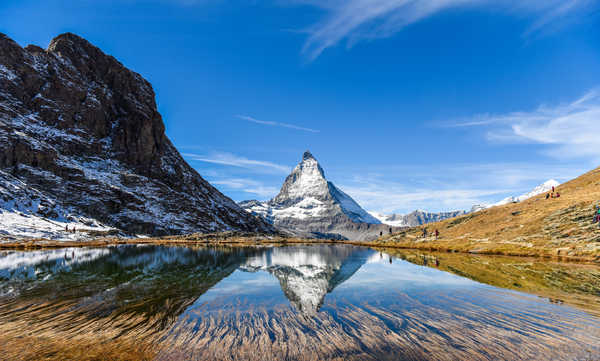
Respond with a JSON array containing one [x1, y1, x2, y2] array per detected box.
[[240, 151, 399, 240], [0, 32, 273, 236]]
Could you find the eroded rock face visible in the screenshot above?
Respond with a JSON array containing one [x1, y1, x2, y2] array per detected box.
[[0, 32, 273, 236]]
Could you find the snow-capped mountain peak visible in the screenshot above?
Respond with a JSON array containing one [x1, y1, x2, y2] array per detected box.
[[240, 151, 385, 240], [272, 151, 328, 205], [520, 179, 560, 201], [269, 151, 379, 224]]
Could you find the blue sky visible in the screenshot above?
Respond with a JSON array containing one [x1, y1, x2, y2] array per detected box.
[[2, 0, 600, 213]]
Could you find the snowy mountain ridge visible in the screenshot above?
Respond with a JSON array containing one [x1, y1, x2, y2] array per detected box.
[[270, 151, 379, 224], [471, 179, 560, 212], [369, 209, 467, 227], [240, 151, 394, 241]]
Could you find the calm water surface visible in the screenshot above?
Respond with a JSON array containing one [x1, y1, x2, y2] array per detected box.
[[0, 244, 599, 360]]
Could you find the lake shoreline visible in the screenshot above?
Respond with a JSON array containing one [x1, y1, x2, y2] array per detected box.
[[1, 233, 599, 264]]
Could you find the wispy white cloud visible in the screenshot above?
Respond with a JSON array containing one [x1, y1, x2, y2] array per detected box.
[[453, 89, 600, 160], [183, 152, 291, 174], [212, 178, 279, 198], [343, 184, 509, 214], [334, 162, 582, 213], [237, 115, 320, 133], [289, 0, 598, 60]]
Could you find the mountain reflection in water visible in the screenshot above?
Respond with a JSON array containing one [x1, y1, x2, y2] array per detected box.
[[240, 245, 372, 314], [0, 244, 599, 361]]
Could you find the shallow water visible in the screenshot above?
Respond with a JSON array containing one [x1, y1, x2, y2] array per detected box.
[[0, 244, 599, 360]]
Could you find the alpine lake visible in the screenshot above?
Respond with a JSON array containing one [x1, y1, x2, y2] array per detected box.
[[1, 244, 599, 360]]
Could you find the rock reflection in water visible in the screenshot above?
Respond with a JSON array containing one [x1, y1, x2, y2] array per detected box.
[[0, 245, 599, 361]]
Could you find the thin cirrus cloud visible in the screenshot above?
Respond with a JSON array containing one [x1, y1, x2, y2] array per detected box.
[[452, 88, 600, 160], [289, 0, 598, 60], [183, 152, 291, 174], [211, 178, 279, 198], [237, 115, 320, 133]]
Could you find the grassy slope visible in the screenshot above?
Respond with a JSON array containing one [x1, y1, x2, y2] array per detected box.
[[372, 166, 600, 261]]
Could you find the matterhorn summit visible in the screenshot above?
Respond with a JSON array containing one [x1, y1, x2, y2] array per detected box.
[[240, 151, 393, 240]]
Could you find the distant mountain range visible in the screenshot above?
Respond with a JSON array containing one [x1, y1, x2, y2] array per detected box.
[[0, 32, 273, 240], [371, 179, 561, 227], [470, 179, 560, 212], [369, 210, 468, 227], [240, 151, 395, 240]]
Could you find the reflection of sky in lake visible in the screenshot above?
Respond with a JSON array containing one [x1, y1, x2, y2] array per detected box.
[[188, 269, 287, 307], [184, 246, 583, 322], [1, 245, 599, 360]]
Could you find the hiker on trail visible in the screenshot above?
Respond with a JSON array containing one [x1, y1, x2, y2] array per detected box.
[[389, 227, 392, 234], [556, 192, 560, 198], [552, 186, 555, 193], [435, 258, 440, 267], [435, 229, 439, 240], [546, 193, 550, 200], [422, 228, 427, 238], [380, 231, 383, 237]]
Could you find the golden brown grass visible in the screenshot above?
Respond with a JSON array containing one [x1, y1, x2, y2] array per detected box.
[[371, 166, 600, 261]]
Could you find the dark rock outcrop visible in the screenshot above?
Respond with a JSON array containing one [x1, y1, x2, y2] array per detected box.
[[0, 32, 273, 235]]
